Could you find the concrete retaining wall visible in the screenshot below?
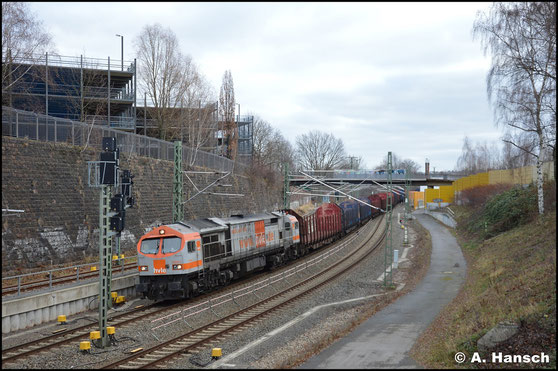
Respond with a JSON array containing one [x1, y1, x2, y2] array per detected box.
[[2, 274, 138, 334], [425, 210, 457, 228]]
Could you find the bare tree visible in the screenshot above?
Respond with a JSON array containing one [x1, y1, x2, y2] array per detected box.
[[2, 2, 55, 108], [134, 23, 194, 141], [375, 153, 420, 174], [456, 136, 504, 174], [252, 115, 275, 165], [219, 70, 236, 160], [473, 2, 556, 214], [340, 155, 364, 170], [179, 69, 218, 166], [398, 158, 421, 175], [501, 132, 537, 169], [252, 115, 294, 170], [295, 130, 347, 170]]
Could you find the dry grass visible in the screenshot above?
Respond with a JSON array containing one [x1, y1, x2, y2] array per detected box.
[[411, 210, 556, 368]]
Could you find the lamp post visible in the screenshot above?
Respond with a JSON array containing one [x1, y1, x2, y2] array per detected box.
[[236, 103, 240, 123], [115, 34, 123, 71]]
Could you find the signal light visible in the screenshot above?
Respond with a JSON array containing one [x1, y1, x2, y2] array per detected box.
[[110, 194, 125, 212], [110, 214, 125, 232], [102, 137, 117, 152]]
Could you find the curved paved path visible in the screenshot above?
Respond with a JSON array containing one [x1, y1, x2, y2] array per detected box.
[[300, 210, 466, 369]]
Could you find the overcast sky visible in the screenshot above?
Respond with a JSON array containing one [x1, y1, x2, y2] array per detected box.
[[29, 1, 502, 171]]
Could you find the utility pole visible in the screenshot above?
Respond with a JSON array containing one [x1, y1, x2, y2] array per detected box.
[[404, 166, 411, 244], [384, 151, 393, 288], [283, 162, 290, 209], [173, 141, 183, 222]]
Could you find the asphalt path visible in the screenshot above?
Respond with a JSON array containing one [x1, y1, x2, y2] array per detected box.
[[300, 210, 466, 369]]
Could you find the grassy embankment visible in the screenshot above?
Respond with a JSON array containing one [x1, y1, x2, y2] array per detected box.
[[412, 182, 556, 369]]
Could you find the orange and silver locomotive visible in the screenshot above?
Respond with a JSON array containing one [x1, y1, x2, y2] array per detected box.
[[136, 212, 300, 300]]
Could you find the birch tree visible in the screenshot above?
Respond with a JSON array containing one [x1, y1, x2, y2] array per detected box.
[[473, 2, 556, 214]]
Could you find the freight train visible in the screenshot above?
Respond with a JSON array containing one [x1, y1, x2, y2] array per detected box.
[[136, 191, 403, 301]]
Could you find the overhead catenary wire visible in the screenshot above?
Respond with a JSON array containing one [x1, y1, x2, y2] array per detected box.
[[299, 171, 385, 212]]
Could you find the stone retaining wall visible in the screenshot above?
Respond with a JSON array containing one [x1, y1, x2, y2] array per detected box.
[[2, 136, 282, 271]]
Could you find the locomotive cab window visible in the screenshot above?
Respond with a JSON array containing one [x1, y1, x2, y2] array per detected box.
[[140, 238, 160, 254], [284, 222, 291, 230], [162, 237, 182, 254], [294, 222, 299, 229], [187, 240, 196, 253]]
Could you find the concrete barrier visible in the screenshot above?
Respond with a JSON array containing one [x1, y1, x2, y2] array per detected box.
[[425, 210, 457, 228], [2, 274, 138, 334]]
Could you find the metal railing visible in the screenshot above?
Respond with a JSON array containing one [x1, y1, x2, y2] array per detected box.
[[9, 52, 135, 73], [2, 106, 246, 172], [2, 256, 136, 298], [293, 169, 461, 182]]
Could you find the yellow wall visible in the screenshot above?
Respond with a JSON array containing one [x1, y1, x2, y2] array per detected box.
[[410, 191, 424, 209], [452, 161, 555, 204], [425, 186, 454, 204]]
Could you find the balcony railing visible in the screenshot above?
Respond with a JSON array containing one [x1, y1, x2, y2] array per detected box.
[[8, 53, 135, 73]]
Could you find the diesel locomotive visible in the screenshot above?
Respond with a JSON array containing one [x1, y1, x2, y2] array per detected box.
[[136, 191, 403, 301]]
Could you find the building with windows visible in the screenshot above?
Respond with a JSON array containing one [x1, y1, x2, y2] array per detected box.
[[2, 52, 137, 131], [3, 52, 252, 162]]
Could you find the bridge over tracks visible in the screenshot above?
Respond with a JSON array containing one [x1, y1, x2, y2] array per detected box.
[[289, 170, 460, 188]]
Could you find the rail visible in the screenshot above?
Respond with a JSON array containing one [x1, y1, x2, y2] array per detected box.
[[2, 106, 246, 172], [105, 216, 385, 369], [149, 222, 368, 332]]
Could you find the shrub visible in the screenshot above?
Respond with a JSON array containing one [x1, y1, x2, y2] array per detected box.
[[476, 185, 537, 238], [461, 184, 513, 208]]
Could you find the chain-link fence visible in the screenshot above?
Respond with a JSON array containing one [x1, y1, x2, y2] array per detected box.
[[2, 106, 247, 173]]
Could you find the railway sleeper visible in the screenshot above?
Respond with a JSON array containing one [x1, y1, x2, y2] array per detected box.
[[140, 355, 161, 361], [212, 324, 231, 330], [153, 350, 172, 355]]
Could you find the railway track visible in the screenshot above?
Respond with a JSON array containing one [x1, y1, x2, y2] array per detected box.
[[1, 270, 273, 366], [2, 216, 382, 367], [102, 215, 386, 369], [2, 262, 138, 297]]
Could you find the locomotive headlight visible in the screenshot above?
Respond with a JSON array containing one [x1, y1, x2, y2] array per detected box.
[[159, 229, 165, 235], [139, 266, 148, 271], [172, 264, 182, 270]]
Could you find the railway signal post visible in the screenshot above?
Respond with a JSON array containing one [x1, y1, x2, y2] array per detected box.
[[384, 152, 394, 288], [404, 166, 411, 244], [88, 137, 134, 348]]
